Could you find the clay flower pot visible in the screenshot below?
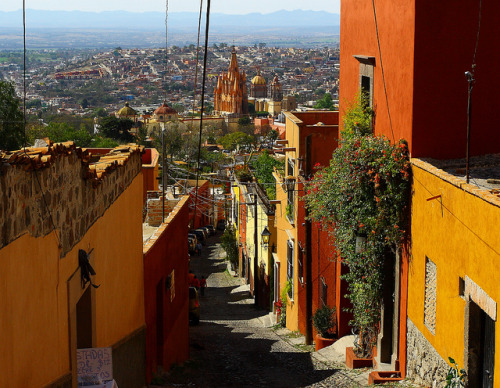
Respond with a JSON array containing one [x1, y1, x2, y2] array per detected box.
[[345, 346, 373, 369], [315, 334, 336, 351]]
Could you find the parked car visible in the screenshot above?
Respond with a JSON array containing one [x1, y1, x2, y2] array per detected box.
[[196, 228, 209, 240], [199, 227, 211, 238], [190, 229, 205, 244], [188, 233, 198, 245], [188, 236, 196, 253], [189, 287, 200, 325], [217, 219, 225, 231], [204, 225, 215, 236]]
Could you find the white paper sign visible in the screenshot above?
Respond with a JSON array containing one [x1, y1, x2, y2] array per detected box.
[[77, 347, 113, 385]]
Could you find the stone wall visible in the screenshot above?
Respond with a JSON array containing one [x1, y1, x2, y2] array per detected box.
[[406, 318, 449, 387], [0, 144, 142, 257]]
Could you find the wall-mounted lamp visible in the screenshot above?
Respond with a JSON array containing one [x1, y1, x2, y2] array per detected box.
[[261, 226, 271, 247]]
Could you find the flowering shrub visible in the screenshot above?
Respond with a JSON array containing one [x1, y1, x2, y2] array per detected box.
[[304, 96, 411, 357], [234, 164, 253, 182]]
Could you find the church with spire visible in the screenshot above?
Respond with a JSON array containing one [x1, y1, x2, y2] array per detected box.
[[213, 47, 248, 117]]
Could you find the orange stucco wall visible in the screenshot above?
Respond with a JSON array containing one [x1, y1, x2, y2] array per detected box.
[[0, 174, 145, 387], [409, 161, 500, 379]]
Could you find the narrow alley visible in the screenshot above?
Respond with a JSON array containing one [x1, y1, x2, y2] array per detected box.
[[156, 235, 371, 388]]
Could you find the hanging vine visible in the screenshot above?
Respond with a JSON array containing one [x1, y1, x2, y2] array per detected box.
[[304, 95, 411, 357]]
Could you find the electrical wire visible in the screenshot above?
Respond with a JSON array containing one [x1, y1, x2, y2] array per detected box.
[[22, 0, 61, 249], [164, 0, 169, 102], [192, 0, 211, 225], [190, 0, 204, 121], [371, 0, 395, 143], [471, 0, 483, 74]]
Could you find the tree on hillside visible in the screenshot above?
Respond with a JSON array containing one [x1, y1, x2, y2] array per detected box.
[[99, 116, 134, 142], [0, 81, 24, 151], [219, 132, 254, 151], [314, 92, 335, 110], [27, 122, 93, 148]]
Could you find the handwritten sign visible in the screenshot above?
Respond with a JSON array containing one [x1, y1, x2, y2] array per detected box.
[[77, 347, 113, 385]]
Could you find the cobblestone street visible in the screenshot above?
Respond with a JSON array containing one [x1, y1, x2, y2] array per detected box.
[[156, 235, 413, 388]]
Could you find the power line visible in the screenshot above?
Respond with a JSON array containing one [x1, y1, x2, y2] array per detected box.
[[371, 0, 395, 143], [22, 0, 61, 249], [193, 0, 212, 226]]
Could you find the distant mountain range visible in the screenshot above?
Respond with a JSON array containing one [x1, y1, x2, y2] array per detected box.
[[0, 9, 340, 31], [0, 10, 340, 49]]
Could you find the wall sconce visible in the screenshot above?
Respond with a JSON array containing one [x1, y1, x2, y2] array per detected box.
[[261, 226, 271, 247]]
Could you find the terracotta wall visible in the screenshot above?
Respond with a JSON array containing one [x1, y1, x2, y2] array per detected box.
[[339, 0, 415, 151], [143, 196, 190, 383]]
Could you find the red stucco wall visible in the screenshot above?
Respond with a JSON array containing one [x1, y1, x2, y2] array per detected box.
[[143, 197, 190, 382], [412, 0, 500, 159]]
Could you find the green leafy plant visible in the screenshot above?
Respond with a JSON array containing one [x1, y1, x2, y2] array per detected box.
[[304, 95, 411, 358], [312, 305, 337, 338], [445, 357, 466, 388], [251, 150, 282, 200], [286, 204, 293, 220], [276, 281, 292, 327], [221, 224, 238, 268]]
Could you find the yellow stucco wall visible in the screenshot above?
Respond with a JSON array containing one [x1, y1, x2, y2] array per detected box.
[[409, 161, 500, 377], [0, 174, 145, 387], [274, 168, 299, 331]]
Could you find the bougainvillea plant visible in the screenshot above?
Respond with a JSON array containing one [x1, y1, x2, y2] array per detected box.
[[304, 96, 411, 357]]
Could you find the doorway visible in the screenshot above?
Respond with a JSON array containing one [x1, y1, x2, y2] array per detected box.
[[467, 300, 495, 388], [76, 286, 93, 349], [377, 249, 397, 366]]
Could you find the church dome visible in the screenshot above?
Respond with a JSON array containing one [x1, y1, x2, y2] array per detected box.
[[117, 102, 137, 116], [251, 72, 267, 85], [154, 101, 177, 115]]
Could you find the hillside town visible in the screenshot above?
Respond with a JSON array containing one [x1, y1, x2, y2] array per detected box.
[[0, 45, 339, 118], [1, 1, 500, 388]]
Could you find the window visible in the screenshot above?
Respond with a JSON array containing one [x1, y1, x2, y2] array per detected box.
[[298, 243, 304, 284], [287, 240, 294, 299], [354, 55, 375, 108], [424, 257, 437, 334], [286, 182, 295, 222], [287, 158, 295, 177], [320, 277, 328, 306]]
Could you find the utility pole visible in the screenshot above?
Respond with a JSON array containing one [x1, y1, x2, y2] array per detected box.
[[162, 130, 165, 222], [465, 70, 475, 184]]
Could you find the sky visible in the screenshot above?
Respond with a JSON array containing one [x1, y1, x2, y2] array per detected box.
[[2, 0, 340, 14]]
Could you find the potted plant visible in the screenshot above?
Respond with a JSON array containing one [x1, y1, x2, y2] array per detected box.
[[312, 305, 336, 351]]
